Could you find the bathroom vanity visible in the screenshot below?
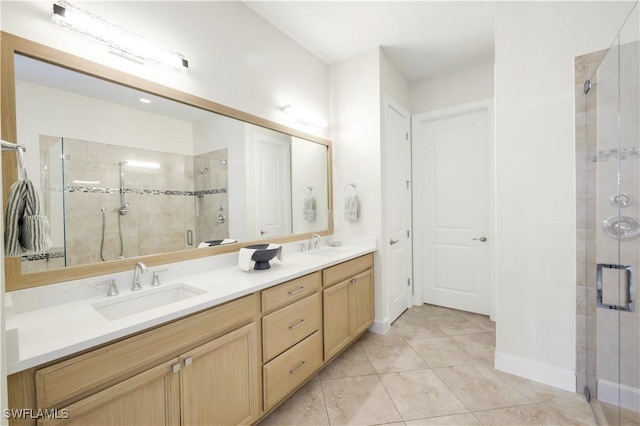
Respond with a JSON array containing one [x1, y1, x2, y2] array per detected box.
[[6, 248, 375, 425]]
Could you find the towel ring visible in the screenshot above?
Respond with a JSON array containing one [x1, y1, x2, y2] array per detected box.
[[344, 182, 358, 195]]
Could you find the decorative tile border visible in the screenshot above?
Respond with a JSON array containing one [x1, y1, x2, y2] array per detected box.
[[21, 251, 65, 262], [586, 146, 640, 163], [63, 186, 227, 196]]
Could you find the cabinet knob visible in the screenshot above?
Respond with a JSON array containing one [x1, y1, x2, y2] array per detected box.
[[172, 363, 181, 373], [184, 357, 193, 367], [350, 277, 357, 284]]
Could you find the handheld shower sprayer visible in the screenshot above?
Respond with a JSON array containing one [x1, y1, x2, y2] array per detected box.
[[118, 161, 128, 215]]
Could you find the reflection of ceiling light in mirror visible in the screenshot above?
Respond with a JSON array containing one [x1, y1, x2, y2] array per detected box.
[[125, 160, 161, 169], [139, 98, 151, 104], [282, 104, 328, 128], [73, 180, 100, 185], [52, 1, 189, 73]]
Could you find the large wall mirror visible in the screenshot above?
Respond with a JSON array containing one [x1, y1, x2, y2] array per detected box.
[[1, 33, 333, 291]]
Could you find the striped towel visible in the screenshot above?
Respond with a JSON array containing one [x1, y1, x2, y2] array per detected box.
[[4, 179, 52, 256]]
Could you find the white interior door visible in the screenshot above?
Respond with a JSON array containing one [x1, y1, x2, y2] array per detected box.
[[413, 101, 492, 315], [384, 98, 413, 324], [255, 136, 291, 239]]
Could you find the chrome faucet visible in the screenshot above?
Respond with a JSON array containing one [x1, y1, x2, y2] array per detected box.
[[307, 234, 322, 251], [132, 262, 148, 291]]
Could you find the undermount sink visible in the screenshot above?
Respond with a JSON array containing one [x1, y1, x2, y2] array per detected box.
[[92, 283, 206, 321], [304, 247, 352, 257]]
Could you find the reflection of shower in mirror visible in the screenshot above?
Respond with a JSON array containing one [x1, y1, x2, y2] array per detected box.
[[100, 207, 124, 261]]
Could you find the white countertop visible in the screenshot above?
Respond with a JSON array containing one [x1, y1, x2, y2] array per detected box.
[[5, 241, 376, 374]]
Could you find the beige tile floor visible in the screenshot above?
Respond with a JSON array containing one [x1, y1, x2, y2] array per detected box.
[[260, 304, 626, 426]]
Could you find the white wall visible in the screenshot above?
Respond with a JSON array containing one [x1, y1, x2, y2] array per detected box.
[[410, 55, 495, 115], [1, 1, 329, 140], [494, 1, 636, 390], [330, 48, 385, 325], [380, 50, 411, 111]]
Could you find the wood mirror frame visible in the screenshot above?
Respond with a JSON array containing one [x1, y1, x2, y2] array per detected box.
[[1, 32, 333, 292]]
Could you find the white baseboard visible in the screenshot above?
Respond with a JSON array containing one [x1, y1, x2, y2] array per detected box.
[[494, 351, 576, 392], [597, 379, 640, 412], [369, 319, 390, 335]]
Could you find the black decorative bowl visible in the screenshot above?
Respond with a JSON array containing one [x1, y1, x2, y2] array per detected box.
[[245, 244, 282, 270]]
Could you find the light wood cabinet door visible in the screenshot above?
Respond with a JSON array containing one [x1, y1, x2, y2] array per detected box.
[[323, 279, 351, 360], [38, 360, 180, 426], [324, 268, 374, 361], [181, 323, 260, 426], [349, 269, 374, 337]]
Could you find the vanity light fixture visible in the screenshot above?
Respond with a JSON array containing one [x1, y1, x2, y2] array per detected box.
[[52, 1, 189, 73], [282, 104, 328, 128], [124, 160, 161, 169]]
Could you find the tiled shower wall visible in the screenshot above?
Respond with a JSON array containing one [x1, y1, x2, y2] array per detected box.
[[28, 138, 228, 271]]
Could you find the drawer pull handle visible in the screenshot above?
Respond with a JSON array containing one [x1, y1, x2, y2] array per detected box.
[[288, 286, 305, 295], [289, 319, 305, 330], [289, 360, 306, 374]]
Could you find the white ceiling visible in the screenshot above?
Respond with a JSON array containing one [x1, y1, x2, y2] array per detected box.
[[245, 1, 495, 82]]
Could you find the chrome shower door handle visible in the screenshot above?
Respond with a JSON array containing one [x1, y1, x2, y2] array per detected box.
[[473, 236, 487, 242]]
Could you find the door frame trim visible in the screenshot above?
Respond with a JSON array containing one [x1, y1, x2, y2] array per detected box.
[[411, 98, 496, 320]]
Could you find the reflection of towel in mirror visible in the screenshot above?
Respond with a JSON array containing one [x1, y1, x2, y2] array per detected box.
[[5, 180, 52, 256], [344, 195, 359, 222], [303, 196, 316, 221]]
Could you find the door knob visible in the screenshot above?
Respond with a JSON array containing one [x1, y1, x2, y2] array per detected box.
[[473, 237, 487, 242], [390, 239, 399, 245]]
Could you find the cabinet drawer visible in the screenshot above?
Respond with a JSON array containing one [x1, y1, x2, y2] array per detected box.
[[263, 331, 322, 410], [261, 272, 321, 313], [262, 292, 321, 362], [323, 253, 374, 288], [36, 294, 258, 408]]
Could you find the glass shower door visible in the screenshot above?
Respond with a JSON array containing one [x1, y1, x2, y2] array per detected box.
[[584, 3, 640, 424]]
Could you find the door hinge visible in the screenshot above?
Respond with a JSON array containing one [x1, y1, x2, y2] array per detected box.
[[407, 278, 411, 287], [406, 132, 409, 141], [407, 230, 410, 238]]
